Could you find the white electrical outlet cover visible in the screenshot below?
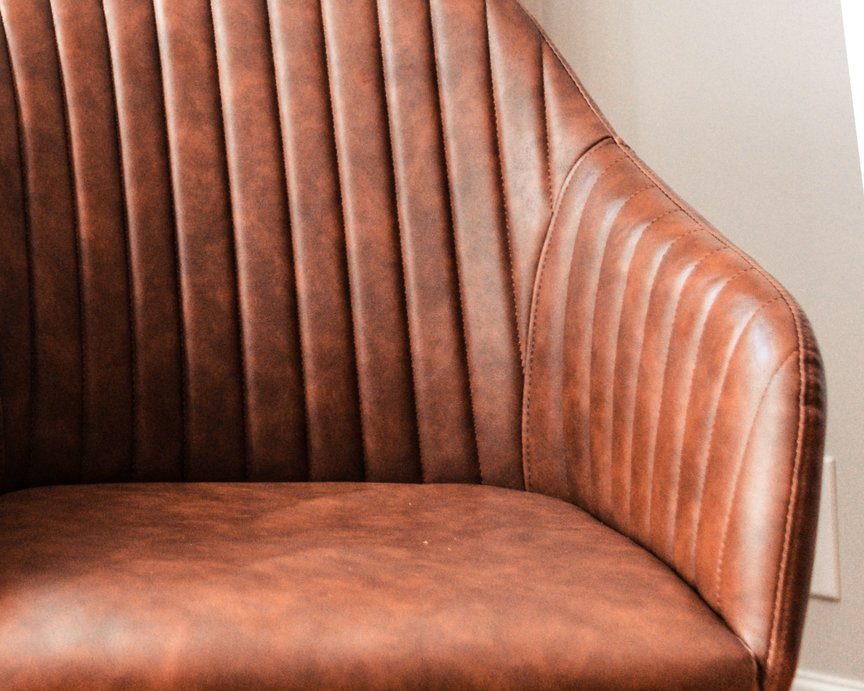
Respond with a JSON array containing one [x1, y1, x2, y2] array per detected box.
[[810, 456, 841, 601]]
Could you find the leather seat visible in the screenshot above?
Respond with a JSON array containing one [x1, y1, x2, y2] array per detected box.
[[0, 0, 825, 688], [0, 483, 755, 690]]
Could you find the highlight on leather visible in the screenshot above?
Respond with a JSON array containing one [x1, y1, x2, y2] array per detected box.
[[0, 1, 825, 689]]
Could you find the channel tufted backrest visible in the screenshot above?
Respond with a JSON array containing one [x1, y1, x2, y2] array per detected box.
[[0, 0, 608, 489], [0, 1, 827, 687]]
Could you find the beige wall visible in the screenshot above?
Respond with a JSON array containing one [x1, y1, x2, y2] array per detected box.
[[527, 0, 864, 682]]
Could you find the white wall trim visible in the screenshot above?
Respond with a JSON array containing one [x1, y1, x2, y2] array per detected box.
[[794, 670, 864, 691]]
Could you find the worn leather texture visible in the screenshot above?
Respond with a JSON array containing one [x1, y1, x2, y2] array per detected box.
[[0, 0, 825, 689], [0, 483, 758, 690]]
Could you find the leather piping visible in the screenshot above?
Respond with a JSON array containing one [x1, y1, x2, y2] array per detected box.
[[0, 2, 823, 685]]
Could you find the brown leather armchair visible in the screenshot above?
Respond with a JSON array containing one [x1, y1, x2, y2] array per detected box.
[[0, 0, 826, 689]]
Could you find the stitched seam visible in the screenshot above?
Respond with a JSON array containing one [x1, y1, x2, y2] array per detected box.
[[0, 7, 36, 486], [264, 0, 312, 480], [375, 0, 424, 483], [522, 138, 614, 491], [152, 0, 189, 481], [100, 1, 137, 482], [209, 0, 249, 481], [714, 348, 798, 608], [48, 0, 87, 481], [485, 0, 525, 371], [429, 0, 483, 484], [539, 40, 553, 211], [320, 0, 368, 481], [729, 629, 762, 691], [607, 205, 680, 526], [582, 182, 655, 513], [665, 262, 753, 565]]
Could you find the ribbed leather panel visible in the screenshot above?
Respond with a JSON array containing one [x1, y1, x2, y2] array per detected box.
[[0, 0, 608, 488], [523, 138, 826, 682], [0, 2, 827, 687]]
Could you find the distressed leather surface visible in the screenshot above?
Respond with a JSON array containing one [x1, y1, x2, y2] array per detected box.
[[0, 0, 825, 689], [0, 483, 757, 690]]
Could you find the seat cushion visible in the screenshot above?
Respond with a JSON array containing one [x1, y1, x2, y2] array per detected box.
[[0, 483, 756, 690]]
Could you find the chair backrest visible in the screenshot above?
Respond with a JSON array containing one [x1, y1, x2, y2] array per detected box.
[[0, 1, 828, 687], [0, 0, 607, 489]]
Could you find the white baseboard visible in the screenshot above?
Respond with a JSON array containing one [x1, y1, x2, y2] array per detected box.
[[794, 670, 864, 691]]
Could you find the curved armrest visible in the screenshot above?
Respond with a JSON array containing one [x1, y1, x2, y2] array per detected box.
[[523, 138, 826, 691]]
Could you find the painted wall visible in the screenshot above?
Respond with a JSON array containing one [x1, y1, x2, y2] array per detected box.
[[525, 0, 864, 682]]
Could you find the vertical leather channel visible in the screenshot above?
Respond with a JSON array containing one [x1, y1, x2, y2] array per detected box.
[[211, 0, 307, 481], [268, 0, 364, 481], [428, 0, 524, 488], [50, 0, 133, 483], [321, 0, 421, 483], [153, 0, 246, 481], [0, 0, 83, 486], [0, 0, 605, 487], [103, 0, 183, 481], [378, 0, 478, 483]]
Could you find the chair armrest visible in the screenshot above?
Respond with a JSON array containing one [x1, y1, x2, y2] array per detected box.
[[523, 138, 826, 691]]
